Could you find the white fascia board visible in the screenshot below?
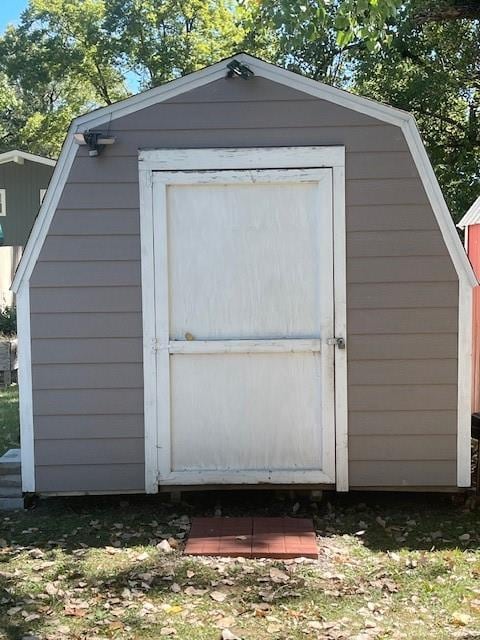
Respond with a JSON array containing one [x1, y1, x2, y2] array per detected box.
[[400, 117, 477, 287], [11, 125, 76, 292], [0, 149, 56, 167], [74, 56, 239, 130], [11, 52, 476, 291], [458, 195, 480, 229]]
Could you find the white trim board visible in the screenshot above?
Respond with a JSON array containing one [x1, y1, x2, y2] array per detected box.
[[12, 52, 475, 291], [16, 284, 35, 492], [458, 195, 480, 229], [139, 147, 347, 493], [0, 150, 56, 167]]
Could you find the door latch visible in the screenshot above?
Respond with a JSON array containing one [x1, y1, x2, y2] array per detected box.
[[327, 337, 346, 349]]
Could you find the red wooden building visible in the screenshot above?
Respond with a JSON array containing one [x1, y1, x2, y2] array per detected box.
[[459, 196, 480, 412]]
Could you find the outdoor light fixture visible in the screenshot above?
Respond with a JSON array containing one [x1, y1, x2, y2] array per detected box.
[[226, 59, 254, 80], [73, 131, 116, 157]]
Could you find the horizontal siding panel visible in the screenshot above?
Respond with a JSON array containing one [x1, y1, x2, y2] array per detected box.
[[31, 312, 142, 339], [347, 230, 447, 257], [39, 235, 140, 261], [36, 463, 145, 493], [72, 152, 419, 184], [36, 414, 144, 439], [105, 126, 408, 156], [349, 435, 456, 461], [348, 308, 458, 335], [31, 262, 141, 287], [35, 438, 144, 465], [348, 359, 457, 386], [166, 77, 320, 103], [348, 282, 458, 309], [349, 384, 457, 411], [348, 334, 457, 360], [33, 363, 143, 389], [33, 389, 143, 415], [69, 159, 139, 184], [31, 338, 142, 364], [30, 286, 141, 313], [346, 152, 420, 180], [349, 410, 457, 436], [49, 210, 140, 235], [111, 100, 382, 131], [350, 460, 456, 487], [59, 183, 139, 209], [347, 179, 426, 206], [347, 205, 437, 232], [348, 257, 457, 283]]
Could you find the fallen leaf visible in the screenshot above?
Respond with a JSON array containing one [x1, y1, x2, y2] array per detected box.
[[221, 630, 241, 640], [184, 586, 207, 596], [269, 567, 290, 583], [451, 611, 472, 626], [157, 539, 173, 554], [210, 590, 227, 602], [307, 621, 323, 630], [216, 616, 236, 629], [160, 627, 176, 636]]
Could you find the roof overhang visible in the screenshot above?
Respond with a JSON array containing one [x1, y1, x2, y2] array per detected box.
[[0, 149, 56, 167], [11, 52, 477, 292], [458, 195, 480, 229]]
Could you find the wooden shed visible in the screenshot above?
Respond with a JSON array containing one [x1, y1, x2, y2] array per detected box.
[[11, 54, 477, 496], [458, 196, 480, 413]]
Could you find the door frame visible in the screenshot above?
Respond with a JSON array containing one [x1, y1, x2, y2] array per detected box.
[[138, 146, 348, 493]]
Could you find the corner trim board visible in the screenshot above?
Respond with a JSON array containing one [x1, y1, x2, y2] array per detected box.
[[457, 281, 473, 486], [17, 283, 35, 492]]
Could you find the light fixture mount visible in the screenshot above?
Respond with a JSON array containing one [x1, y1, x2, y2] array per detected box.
[[226, 59, 254, 80], [73, 130, 116, 157]]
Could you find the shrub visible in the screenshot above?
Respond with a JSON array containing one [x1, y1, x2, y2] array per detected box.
[[0, 305, 16, 336]]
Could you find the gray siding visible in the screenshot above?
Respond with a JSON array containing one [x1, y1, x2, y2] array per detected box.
[[0, 160, 53, 246], [29, 75, 459, 492]]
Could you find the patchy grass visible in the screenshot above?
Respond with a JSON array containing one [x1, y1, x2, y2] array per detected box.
[[1, 492, 480, 639], [0, 385, 19, 456]]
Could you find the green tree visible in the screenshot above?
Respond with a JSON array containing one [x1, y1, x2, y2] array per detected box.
[[104, 0, 250, 89], [354, 2, 480, 221], [0, 0, 127, 156]]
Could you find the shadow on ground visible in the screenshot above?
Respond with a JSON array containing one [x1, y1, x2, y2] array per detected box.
[[1, 489, 479, 554]]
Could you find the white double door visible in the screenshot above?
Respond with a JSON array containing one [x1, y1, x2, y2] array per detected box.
[[152, 167, 336, 484]]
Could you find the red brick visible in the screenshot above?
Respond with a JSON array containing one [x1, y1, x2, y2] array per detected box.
[[184, 516, 318, 559]]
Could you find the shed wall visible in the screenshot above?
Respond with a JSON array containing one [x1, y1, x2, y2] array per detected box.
[[28, 76, 459, 492], [0, 160, 54, 246]]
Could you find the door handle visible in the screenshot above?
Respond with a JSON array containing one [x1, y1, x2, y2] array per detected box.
[[327, 337, 346, 349]]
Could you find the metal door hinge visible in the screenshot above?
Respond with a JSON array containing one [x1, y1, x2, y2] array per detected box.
[[152, 338, 167, 352], [327, 337, 346, 349]]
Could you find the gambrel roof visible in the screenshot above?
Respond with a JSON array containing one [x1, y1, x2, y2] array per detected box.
[[11, 52, 477, 291]]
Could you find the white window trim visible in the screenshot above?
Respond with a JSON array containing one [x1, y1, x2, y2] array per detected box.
[[0, 189, 6, 216], [40, 189, 47, 205], [139, 146, 348, 493]]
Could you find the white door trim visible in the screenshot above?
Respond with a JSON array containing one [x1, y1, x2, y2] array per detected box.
[[139, 146, 347, 493]]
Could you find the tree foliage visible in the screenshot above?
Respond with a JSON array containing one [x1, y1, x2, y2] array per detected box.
[[354, 1, 480, 221], [0, 0, 478, 219]]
